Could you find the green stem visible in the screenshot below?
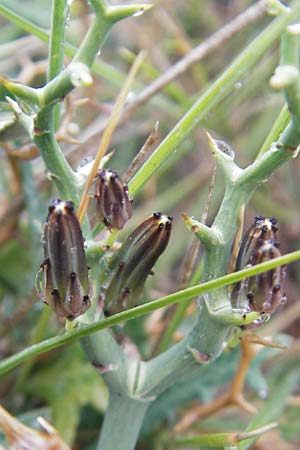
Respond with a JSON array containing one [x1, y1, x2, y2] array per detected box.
[[0, 250, 299, 377], [140, 305, 227, 397], [280, 32, 300, 128], [48, 0, 68, 129], [97, 393, 150, 450], [155, 260, 204, 354], [0, 2, 47, 40], [72, 13, 110, 67], [33, 108, 81, 199], [256, 105, 289, 157], [0, 3, 126, 86], [48, 0, 67, 81], [82, 329, 133, 394], [204, 133, 299, 285]]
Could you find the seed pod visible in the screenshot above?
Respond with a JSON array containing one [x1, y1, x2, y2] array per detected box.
[[231, 216, 286, 314], [36, 199, 91, 319], [246, 241, 285, 313], [235, 216, 278, 270], [94, 169, 132, 230], [102, 212, 172, 315]]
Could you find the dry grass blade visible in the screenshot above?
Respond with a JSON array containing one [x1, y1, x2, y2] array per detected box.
[[77, 50, 146, 224], [122, 121, 159, 183]]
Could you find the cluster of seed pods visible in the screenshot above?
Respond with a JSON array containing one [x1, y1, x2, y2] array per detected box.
[[232, 216, 286, 315], [37, 170, 172, 319]]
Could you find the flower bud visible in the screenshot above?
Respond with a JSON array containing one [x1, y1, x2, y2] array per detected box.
[[94, 169, 132, 230], [102, 212, 172, 315], [231, 216, 286, 314], [36, 199, 91, 319]]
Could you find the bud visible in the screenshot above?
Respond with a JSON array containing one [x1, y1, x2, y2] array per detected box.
[[36, 199, 91, 319], [94, 169, 132, 230], [231, 216, 286, 314], [102, 212, 172, 315]]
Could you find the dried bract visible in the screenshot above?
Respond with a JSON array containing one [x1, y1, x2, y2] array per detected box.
[[36, 199, 91, 319], [103, 212, 172, 315], [0, 405, 70, 450], [94, 169, 132, 230]]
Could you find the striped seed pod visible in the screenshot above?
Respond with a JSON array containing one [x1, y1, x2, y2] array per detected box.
[[94, 169, 132, 230], [231, 216, 286, 314], [36, 199, 91, 319], [102, 212, 172, 315], [246, 241, 284, 313], [235, 216, 278, 270]]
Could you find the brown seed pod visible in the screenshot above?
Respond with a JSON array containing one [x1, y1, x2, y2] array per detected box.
[[36, 199, 91, 319], [103, 212, 172, 315], [94, 169, 132, 230], [231, 216, 286, 315]]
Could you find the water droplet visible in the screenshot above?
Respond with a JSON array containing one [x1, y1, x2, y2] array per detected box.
[[97, 49, 101, 56], [133, 8, 145, 17], [235, 81, 242, 89], [65, 4, 71, 27], [263, 301, 272, 311], [280, 295, 287, 304], [259, 388, 268, 400], [67, 122, 80, 136], [292, 146, 300, 158], [270, 142, 278, 153], [19, 101, 39, 117], [287, 23, 300, 35], [215, 139, 235, 160], [126, 91, 136, 102], [35, 267, 45, 297]]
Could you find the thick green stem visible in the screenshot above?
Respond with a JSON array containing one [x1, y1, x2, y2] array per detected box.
[[97, 393, 149, 450], [137, 301, 230, 398], [82, 330, 136, 395], [33, 108, 81, 199]]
